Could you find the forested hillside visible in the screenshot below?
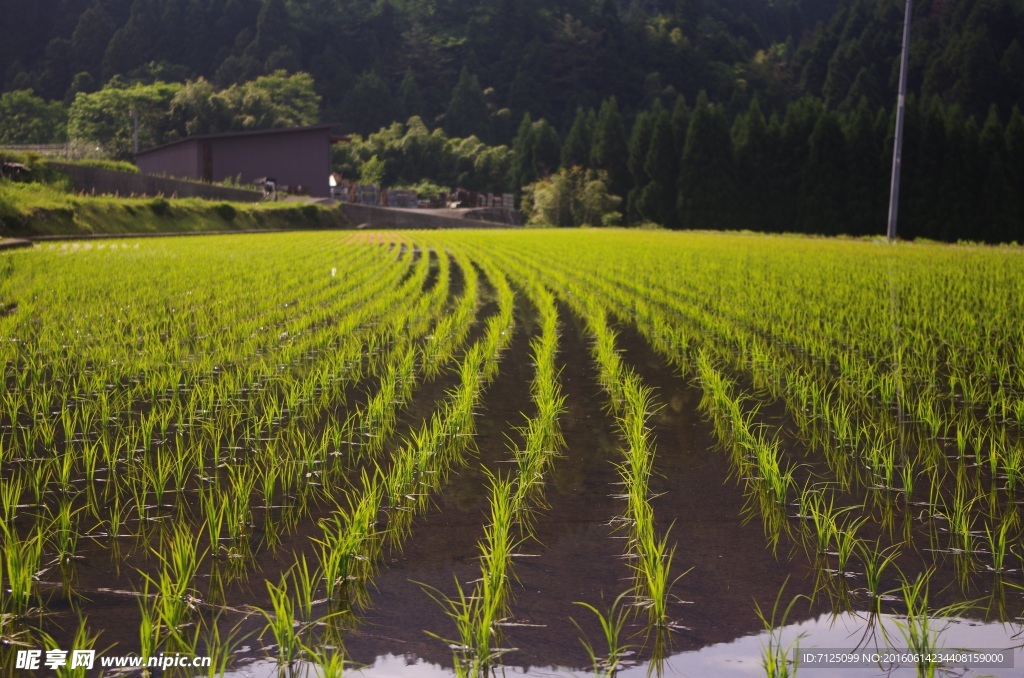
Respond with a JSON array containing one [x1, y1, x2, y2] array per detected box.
[[1, 0, 841, 131], [2, 0, 1023, 241]]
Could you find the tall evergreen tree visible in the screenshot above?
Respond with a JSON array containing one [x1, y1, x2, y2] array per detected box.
[[398, 69, 423, 121], [510, 112, 536, 190], [637, 101, 675, 226], [678, 91, 739, 230], [590, 97, 630, 209], [798, 110, 847, 234], [561, 106, 593, 168], [979, 106, 1014, 242], [900, 96, 944, 241], [444, 67, 489, 141], [843, 97, 885, 235], [732, 96, 770, 230], [71, 1, 117, 81], [341, 70, 394, 135], [626, 108, 653, 223], [937, 106, 980, 240], [670, 95, 691, 160], [774, 96, 823, 230], [1005, 107, 1024, 238], [532, 118, 562, 177]]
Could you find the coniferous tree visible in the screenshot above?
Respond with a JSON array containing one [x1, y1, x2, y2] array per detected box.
[[937, 106, 979, 240], [900, 96, 943, 240], [248, 0, 297, 71], [590, 97, 630, 211], [733, 96, 770, 230], [798, 110, 847, 234], [1005, 107, 1024, 238], [561, 106, 593, 168], [678, 91, 739, 230], [626, 108, 653, 223], [843, 97, 885, 235], [637, 100, 675, 226], [510, 113, 536, 191], [978, 106, 1014, 242], [71, 1, 117, 82], [532, 118, 562, 177], [775, 96, 822, 230], [398, 69, 423, 121], [670, 96, 690, 160], [444, 67, 490, 141], [341, 70, 394, 135]]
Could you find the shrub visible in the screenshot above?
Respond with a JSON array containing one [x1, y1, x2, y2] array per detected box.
[[216, 202, 238, 222], [149, 196, 171, 216], [521, 166, 621, 227], [301, 204, 319, 222]]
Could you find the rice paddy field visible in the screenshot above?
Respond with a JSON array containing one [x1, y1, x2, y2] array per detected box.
[[1, 229, 1023, 677]]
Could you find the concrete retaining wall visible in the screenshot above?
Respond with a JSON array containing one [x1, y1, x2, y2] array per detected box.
[[340, 203, 522, 229], [52, 163, 263, 202]]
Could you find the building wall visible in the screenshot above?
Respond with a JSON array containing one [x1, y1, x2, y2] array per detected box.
[[135, 139, 200, 179], [211, 129, 330, 197], [52, 163, 262, 202]]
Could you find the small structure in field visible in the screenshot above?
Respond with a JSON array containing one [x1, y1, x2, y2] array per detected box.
[[134, 125, 343, 198]]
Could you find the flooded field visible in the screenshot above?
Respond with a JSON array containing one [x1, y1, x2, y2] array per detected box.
[[1, 230, 1023, 676]]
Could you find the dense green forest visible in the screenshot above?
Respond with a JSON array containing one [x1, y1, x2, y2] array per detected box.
[[2, 0, 1023, 241]]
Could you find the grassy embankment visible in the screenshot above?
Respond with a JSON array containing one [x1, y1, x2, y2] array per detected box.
[[0, 151, 348, 238]]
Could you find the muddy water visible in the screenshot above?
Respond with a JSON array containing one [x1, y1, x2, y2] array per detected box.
[[337, 298, 828, 672], [611, 320, 829, 648], [15, 255, 1024, 677], [341, 290, 539, 667]]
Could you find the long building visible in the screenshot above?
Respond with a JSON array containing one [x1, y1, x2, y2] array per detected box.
[[135, 124, 340, 198]]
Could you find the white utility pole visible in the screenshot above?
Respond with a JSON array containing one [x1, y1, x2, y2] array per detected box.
[[886, 0, 912, 241]]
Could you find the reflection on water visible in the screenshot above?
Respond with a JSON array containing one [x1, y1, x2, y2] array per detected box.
[[218, 612, 1024, 677]]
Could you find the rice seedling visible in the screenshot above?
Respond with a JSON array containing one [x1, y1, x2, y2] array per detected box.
[[834, 516, 866, 578], [4, 228, 1024, 672], [892, 569, 971, 678], [1, 521, 44, 620], [137, 580, 162, 669], [47, 616, 103, 678], [571, 591, 636, 676], [856, 541, 902, 613], [983, 516, 1015, 574], [420, 576, 514, 677], [0, 472, 23, 524], [136, 522, 204, 648], [256, 573, 304, 669], [755, 582, 807, 678]]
